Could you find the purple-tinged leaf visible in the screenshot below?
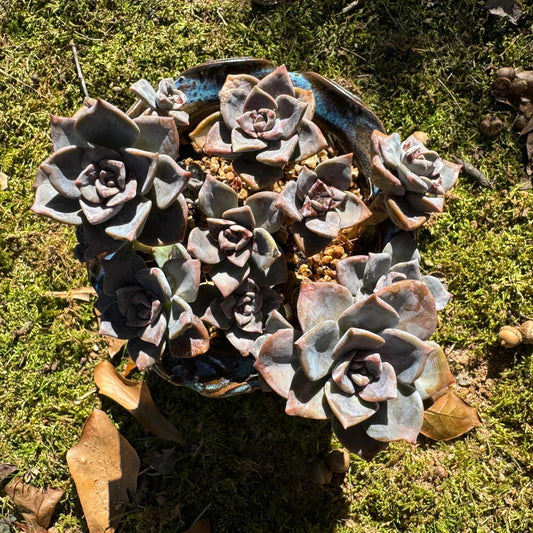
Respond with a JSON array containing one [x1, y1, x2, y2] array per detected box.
[[325, 380, 377, 429], [331, 418, 387, 461], [32, 181, 82, 224], [338, 295, 399, 335], [198, 174, 238, 218], [285, 369, 330, 420], [104, 198, 152, 242], [133, 115, 180, 160]]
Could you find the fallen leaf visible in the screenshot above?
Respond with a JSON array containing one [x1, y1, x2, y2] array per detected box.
[[123, 358, 138, 377], [5, 477, 64, 533], [484, 0, 522, 24], [0, 464, 17, 484], [421, 389, 481, 441], [46, 286, 96, 302], [183, 518, 212, 533], [67, 409, 140, 533], [94, 361, 184, 444]]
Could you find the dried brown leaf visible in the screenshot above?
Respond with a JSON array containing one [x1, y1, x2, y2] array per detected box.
[[94, 361, 184, 444], [183, 518, 212, 533], [0, 464, 17, 484], [46, 287, 96, 302], [421, 389, 481, 441], [5, 477, 64, 533], [66, 409, 140, 533]]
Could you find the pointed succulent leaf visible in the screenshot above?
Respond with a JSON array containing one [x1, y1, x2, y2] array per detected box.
[[374, 280, 437, 340], [101, 198, 151, 241], [187, 227, 222, 264], [202, 297, 231, 330], [297, 281, 354, 332], [135, 267, 172, 303], [292, 220, 334, 257], [75, 99, 140, 150], [32, 181, 82, 224], [220, 88, 249, 130], [210, 260, 250, 298], [101, 254, 146, 295], [44, 146, 85, 199], [440, 159, 461, 191], [338, 295, 400, 335], [245, 191, 283, 233], [168, 316, 210, 357], [256, 136, 299, 167], [325, 380, 378, 429], [390, 258, 421, 281], [50, 115, 86, 151], [331, 418, 388, 460], [137, 194, 187, 247], [422, 275, 451, 311], [405, 193, 444, 214], [413, 342, 456, 400], [254, 328, 299, 398], [315, 153, 353, 190], [382, 231, 419, 264], [204, 121, 234, 157], [243, 85, 278, 113], [335, 256, 367, 296], [371, 155, 405, 195], [362, 253, 392, 292], [277, 94, 308, 139], [168, 296, 195, 339], [257, 65, 295, 98], [264, 309, 292, 334], [332, 327, 385, 359], [232, 155, 284, 190], [294, 119, 328, 161], [127, 337, 165, 371], [163, 257, 201, 303], [223, 205, 256, 230], [252, 227, 282, 271], [249, 252, 288, 288], [99, 302, 139, 339], [275, 180, 302, 221], [295, 320, 340, 381], [231, 127, 269, 152], [129, 79, 157, 108], [337, 192, 372, 230], [133, 116, 180, 159], [285, 369, 330, 420], [139, 310, 167, 347], [198, 174, 238, 218], [365, 385, 424, 443], [385, 195, 429, 231], [152, 242, 190, 268], [189, 112, 221, 152], [150, 154, 190, 209], [304, 210, 342, 239]]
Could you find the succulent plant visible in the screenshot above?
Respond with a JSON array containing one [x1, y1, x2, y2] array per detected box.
[[189, 65, 328, 190], [255, 279, 451, 459], [336, 231, 451, 310], [371, 131, 461, 231], [130, 78, 190, 126], [97, 248, 209, 370], [187, 174, 287, 296], [276, 153, 372, 255], [32, 99, 190, 259]]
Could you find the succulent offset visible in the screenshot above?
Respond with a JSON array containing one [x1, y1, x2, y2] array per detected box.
[[31, 61, 470, 458], [371, 131, 461, 231], [189, 65, 328, 190]]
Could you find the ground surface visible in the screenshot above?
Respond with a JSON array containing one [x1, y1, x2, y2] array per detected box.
[[0, 1, 532, 532]]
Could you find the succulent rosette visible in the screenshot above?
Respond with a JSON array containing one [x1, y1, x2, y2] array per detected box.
[[202, 278, 284, 356], [336, 231, 451, 310], [32, 99, 190, 258], [130, 78, 190, 126], [187, 174, 287, 297], [255, 279, 453, 459], [189, 65, 328, 190], [276, 153, 372, 255], [97, 249, 209, 370], [371, 131, 461, 231]]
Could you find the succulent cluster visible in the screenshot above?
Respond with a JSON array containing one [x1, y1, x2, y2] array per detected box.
[[33, 64, 463, 459]]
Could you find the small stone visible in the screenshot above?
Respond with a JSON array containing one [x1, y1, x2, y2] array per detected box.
[[479, 115, 503, 138]]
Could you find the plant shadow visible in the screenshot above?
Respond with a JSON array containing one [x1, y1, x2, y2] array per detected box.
[[113, 372, 350, 533]]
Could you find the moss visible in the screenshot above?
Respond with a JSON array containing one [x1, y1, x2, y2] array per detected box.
[[1, 0, 533, 531]]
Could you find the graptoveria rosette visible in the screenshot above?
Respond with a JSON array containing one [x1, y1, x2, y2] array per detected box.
[[96, 251, 209, 370], [189, 65, 328, 190], [32, 99, 190, 259], [371, 131, 461, 231], [276, 153, 372, 256], [255, 279, 455, 459]]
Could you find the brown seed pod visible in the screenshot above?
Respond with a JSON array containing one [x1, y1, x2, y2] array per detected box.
[[326, 449, 350, 473], [510, 78, 528, 96], [309, 459, 333, 485], [498, 326, 522, 348], [491, 76, 512, 98], [517, 320, 533, 344], [479, 115, 503, 138], [412, 131, 429, 145]]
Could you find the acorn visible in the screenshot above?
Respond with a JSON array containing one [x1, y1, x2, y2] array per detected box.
[[491, 76, 512, 98], [479, 115, 503, 138], [498, 320, 533, 348], [326, 448, 350, 473], [510, 78, 528, 96]]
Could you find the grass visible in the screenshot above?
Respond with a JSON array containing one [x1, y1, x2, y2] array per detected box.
[[1, 0, 532, 531]]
